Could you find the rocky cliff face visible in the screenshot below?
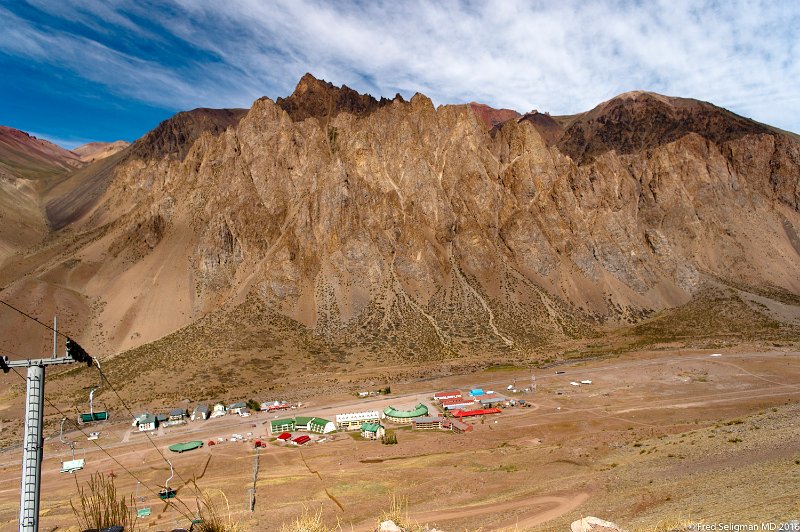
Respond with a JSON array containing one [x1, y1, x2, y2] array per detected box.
[[2, 75, 799, 361]]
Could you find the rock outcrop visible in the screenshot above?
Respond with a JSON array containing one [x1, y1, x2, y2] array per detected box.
[[2, 74, 799, 360]]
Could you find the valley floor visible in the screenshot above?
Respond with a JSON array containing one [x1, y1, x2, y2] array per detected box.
[[0, 348, 799, 531]]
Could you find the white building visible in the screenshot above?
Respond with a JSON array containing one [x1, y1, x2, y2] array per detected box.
[[335, 410, 382, 430], [210, 403, 226, 418]]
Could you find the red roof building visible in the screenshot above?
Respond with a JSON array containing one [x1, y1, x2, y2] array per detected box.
[[434, 390, 463, 401], [439, 397, 475, 410], [276, 432, 292, 441], [451, 408, 501, 418], [292, 435, 311, 445]]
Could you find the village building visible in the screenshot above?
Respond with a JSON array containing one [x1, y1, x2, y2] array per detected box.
[[155, 413, 169, 424], [261, 400, 289, 411], [469, 388, 484, 397], [308, 417, 336, 434], [271, 418, 296, 434], [190, 404, 209, 421], [449, 419, 473, 434], [335, 410, 381, 430], [360, 422, 385, 440], [434, 390, 462, 401], [383, 404, 429, 424], [411, 416, 446, 430], [276, 432, 292, 442], [169, 408, 187, 421], [134, 413, 158, 432], [479, 395, 506, 407], [439, 397, 474, 410], [228, 402, 247, 415], [210, 403, 226, 418], [292, 435, 311, 445], [451, 408, 501, 418]]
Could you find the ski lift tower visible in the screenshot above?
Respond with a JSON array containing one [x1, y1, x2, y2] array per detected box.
[[0, 319, 93, 532]]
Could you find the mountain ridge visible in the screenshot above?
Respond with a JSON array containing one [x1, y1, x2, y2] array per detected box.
[[0, 75, 798, 381]]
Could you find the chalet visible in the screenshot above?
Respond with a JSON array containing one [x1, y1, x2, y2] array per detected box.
[[191, 404, 209, 421], [210, 403, 226, 418], [335, 410, 381, 430], [360, 422, 385, 440], [169, 408, 187, 422], [228, 402, 247, 415], [135, 414, 158, 432]]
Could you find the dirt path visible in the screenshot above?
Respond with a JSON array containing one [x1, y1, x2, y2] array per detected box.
[[415, 492, 588, 530], [351, 492, 589, 531]]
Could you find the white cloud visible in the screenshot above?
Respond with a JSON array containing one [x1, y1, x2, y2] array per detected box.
[[2, 0, 799, 132]]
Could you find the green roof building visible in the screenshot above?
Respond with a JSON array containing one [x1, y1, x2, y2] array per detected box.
[[270, 418, 295, 433], [360, 422, 385, 440], [383, 403, 429, 424]]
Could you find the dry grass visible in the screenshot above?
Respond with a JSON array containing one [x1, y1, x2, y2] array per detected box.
[[70, 472, 137, 531], [635, 513, 701, 531], [192, 487, 248, 532], [379, 494, 426, 532], [279, 505, 340, 532]]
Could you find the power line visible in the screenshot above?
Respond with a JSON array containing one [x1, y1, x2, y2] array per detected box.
[[94, 364, 203, 502], [1, 298, 202, 501], [0, 300, 69, 340], [8, 368, 197, 523]]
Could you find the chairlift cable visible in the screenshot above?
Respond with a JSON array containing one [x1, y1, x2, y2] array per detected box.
[[0, 300, 70, 339], [94, 364, 202, 499], [7, 367, 196, 521]]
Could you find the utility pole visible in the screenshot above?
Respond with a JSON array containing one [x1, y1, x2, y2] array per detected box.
[[0, 321, 92, 532]]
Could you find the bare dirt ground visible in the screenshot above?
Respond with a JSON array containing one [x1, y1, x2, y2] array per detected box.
[[1, 348, 799, 531]]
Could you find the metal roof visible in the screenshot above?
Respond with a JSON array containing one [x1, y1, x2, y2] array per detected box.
[[383, 403, 429, 418], [360, 422, 382, 432], [335, 411, 381, 422], [412, 416, 444, 424]]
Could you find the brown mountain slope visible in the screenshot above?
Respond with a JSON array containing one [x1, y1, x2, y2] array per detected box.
[[0, 126, 83, 180], [73, 140, 130, 163], [1, 75, 799, 373], [557, 91, 773, 164]]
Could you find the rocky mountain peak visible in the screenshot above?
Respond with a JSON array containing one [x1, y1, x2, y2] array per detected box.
[[129, 107, 247, 161], [276, 73, 399, 121], [468, 102, 521, 130], [558, 91, 772, 163]]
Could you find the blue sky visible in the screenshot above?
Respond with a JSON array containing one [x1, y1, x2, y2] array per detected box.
[[1, 0, 798, 149]]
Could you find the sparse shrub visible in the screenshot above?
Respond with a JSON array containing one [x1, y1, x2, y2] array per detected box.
[[728, 438, 742, 443], [246, 399, 261, 412], [70, 472, 137, 531], [379, 494, 424, 532], [192, 487, 247, 532], [280, 505, 338, 532]]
